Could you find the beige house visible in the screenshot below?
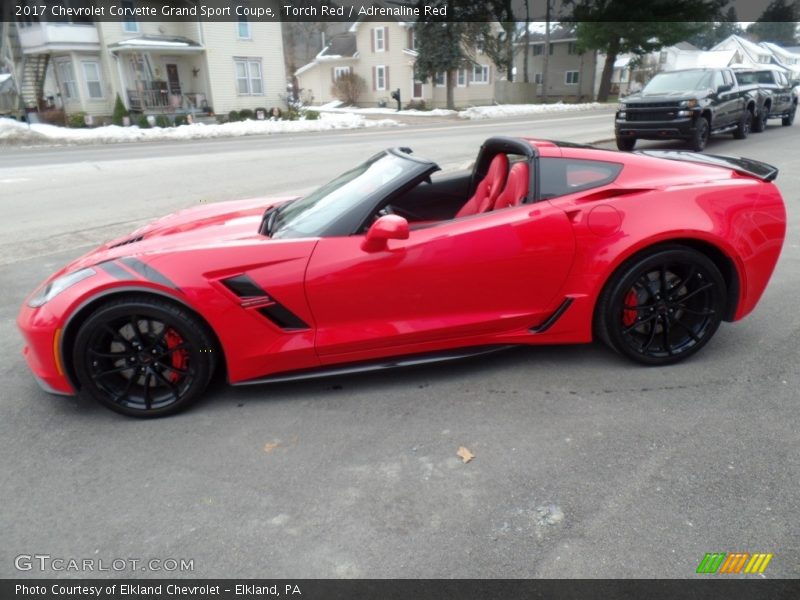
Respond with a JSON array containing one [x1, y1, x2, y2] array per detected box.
[[512, 25, 597, 102], [296, 21, 499, 109], [9, 9, 286, 120]]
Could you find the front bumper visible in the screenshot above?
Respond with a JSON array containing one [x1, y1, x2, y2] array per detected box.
[[17, 303, 77, 396], [615, 109, 701, 140]]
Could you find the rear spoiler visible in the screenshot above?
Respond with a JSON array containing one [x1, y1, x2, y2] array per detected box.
[[636, 150, 779, 182]]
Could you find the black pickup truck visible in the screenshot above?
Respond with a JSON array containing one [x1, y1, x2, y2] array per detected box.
[[734, 68, 797, 131], [615, 68, 761, 151]]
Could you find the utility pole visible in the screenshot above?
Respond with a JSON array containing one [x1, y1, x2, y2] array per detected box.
[[540, 0, 551, 103]]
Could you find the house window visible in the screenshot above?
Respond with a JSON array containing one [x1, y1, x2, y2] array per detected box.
[[57, 60, 78, 100], [565, 70, 580, 85], [334, 66, 351, 80], [237, 15, 251, 39], [471, 64, 489, 84], [375, 65, 387, 90], [409, 29, 419, 51], [549, 44, 554, 55], [457, 69, 467, 87], [82, 61, 103, 99], [434, 72, 446, 87], [568, 42, 578, 55], [533, 45, 543, 56], [534, 73, 543, 84], [374, 27, 385, 52], [121, 0, 138, 33], [234, 58, 263, 95]]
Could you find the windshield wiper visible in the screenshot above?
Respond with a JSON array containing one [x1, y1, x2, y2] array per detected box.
[[259, 205, 280, 236]]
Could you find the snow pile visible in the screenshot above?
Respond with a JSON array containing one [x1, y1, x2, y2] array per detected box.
[[0, 113, 401, 146], [459, 102, 607, 120], [317, 104, 457, 117]]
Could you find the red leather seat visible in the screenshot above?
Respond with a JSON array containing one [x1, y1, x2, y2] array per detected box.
[[455, 154, 509, 217], [493, 162, 530, 210]]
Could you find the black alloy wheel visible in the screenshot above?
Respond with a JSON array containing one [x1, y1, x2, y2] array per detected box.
[[690, 118, 710, 152], [73, 296, 216, 417], [597, 245, 726, 365], [783, 106, 796, 126], [733, 110, 752, 139], [752, 109, 768, 133]]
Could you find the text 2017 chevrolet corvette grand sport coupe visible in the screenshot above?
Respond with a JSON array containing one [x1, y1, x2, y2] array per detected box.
[[18, 137, 786, 417]]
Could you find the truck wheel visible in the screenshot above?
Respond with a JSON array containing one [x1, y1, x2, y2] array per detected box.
[[733, 110, 752, 139], [782, 106, 796, 126], [690, 118, 709, 152], [751, 110, 768, 133], [616, 137, 636, 151]]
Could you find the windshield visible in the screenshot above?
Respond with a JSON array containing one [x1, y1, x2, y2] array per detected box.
[[642, 70, 714, 94], [270, 151, 416, 239]]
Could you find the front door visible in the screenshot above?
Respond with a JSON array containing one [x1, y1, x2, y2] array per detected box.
[[166, 64, 181, 96], [304, 204, 576, 361]]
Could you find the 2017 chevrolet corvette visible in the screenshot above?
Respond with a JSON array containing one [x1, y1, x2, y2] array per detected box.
[[18, 137, 786, 417]]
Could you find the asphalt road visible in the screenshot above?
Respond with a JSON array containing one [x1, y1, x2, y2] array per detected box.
[[1, 110, 798, 579]]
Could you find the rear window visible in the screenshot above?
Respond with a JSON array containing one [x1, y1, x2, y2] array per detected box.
[[539, 158, 623, 199]]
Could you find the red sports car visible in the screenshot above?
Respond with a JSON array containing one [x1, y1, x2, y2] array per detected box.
[[18, 137, 786, 417]]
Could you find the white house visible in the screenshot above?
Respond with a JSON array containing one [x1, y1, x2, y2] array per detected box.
[[10, 12, 286, 120]]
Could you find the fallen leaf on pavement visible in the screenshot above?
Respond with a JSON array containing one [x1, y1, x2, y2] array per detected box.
[[457, 446, 475, 463], [263, 442, 281, 453]]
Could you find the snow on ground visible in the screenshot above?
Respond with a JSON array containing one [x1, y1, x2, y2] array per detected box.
[[459, 102, 606, 120], [0, 113, 401, 146], [316, 100, 606, 120], [317, 100, 457, 117]]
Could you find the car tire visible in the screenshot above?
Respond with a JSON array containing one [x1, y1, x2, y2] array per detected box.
[[616, 137, 636, 151], [690, 118, 710, 151], [733, 110, 752, 139], [782, 106, 796, 126], [751, 109, 768, 133], [73, 296, 217, 417], [596, 245, 726, 366]]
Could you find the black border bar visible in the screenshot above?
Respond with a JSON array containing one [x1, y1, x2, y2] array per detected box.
[[3, 579, 800, 600]]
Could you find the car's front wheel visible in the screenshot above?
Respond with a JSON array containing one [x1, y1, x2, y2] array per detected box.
[[733, 110, 752, 139], [690, 118, 710, 152], [782, 106, 796, 126], [752, 109, 768, 133], [596, 245, 726, 365], [616, 136, 636, 151], [73, 296, 217, 417]]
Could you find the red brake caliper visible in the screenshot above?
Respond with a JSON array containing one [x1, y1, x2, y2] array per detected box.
[[164, 329, 188, 383], [622, 289, 639, 327]]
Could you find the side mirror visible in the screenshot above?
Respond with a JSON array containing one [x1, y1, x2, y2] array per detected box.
[[361, 215, 409, 252], [717, 83, 732, 94]]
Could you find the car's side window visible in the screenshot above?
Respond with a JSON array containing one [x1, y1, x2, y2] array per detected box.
[[539, 158, 623, 199]]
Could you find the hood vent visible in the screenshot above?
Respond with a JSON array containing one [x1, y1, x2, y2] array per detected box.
[[109, 235, 144, 249]]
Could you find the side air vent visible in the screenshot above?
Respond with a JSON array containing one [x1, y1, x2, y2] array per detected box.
[[221, 274, 309, 331], [221, 274, 268, 298], [257, 305, 309, 331], [108, 235, 144, 249]]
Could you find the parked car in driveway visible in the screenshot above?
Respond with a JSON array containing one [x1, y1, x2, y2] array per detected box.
[[615, 68, 762, 151], [18, 137, 787, 416]]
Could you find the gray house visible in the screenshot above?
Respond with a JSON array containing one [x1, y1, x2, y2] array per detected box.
[[512, 24, 597, 102]]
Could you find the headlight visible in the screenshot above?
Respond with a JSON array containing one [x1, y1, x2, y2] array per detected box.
[[27, 268, 96, 308], [680, 99, 698, 108], [618, 103, 627, 111]]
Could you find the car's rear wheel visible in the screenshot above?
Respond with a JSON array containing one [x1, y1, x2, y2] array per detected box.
[[596, 245, 726, 365], [690, 118, 710, 152], [616, 136, 636, 151], [782, 106, 796, 126], [73, 296, 216, 417], [733, 110, 752, 139]]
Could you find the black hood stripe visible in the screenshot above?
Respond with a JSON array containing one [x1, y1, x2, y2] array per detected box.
[[119, 257, 178, 290]]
